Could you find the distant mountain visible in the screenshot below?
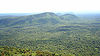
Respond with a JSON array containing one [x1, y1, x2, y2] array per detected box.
[[76, 13, 100, 19], [33, 12, 57, 17], [55, 12, 75, 16], [60, 14, 78, 20], [0, 12, 78, 27], [27, 12, 61, 25], [0, 13, 33, 16]]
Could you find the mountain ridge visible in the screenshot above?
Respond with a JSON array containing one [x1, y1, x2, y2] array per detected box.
[[0, 12, 78, 27]]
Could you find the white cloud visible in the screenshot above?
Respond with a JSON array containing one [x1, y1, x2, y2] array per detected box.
[[0, 0, 100, 13]]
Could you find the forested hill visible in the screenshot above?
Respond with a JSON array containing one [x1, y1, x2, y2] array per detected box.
[[0, 12, 79, 27]]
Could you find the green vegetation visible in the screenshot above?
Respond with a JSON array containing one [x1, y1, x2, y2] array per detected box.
[[0, 12, 100, 56]]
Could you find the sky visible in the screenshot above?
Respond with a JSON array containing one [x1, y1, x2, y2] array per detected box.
[[0, 0, 100, 13]]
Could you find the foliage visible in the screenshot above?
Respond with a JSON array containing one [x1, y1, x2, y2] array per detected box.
[[0, 12, 100, 56]]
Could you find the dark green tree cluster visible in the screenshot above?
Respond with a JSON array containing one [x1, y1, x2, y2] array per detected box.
[[0, 46, 75, 56]]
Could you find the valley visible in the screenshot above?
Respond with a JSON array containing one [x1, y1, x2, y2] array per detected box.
[[0, 12, 100, 56]]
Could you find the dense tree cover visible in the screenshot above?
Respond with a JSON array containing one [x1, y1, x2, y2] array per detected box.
[[0, 46, 75, 56], [0, 12, 100, 56]]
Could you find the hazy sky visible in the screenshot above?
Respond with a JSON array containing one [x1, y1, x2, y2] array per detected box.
[[0, 0, 100, 13]]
